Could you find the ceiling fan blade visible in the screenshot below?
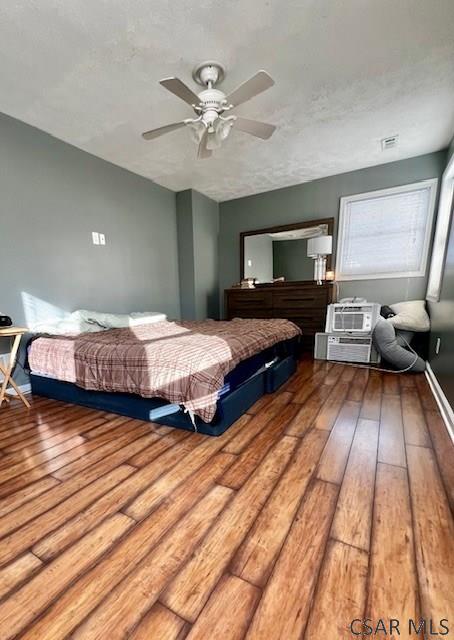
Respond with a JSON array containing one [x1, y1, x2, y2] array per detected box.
[[159, 77, 200, 106], [142, 121, 187, 140], [226, 70, 274, 107], [234, 117, 276, 140], [197, 128, 212, 159]]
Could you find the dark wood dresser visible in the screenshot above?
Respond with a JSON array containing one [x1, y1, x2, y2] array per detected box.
[[224, 282, 334, 351]]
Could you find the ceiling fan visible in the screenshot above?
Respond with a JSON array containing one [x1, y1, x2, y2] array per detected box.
[[141, 61, 276, 159]]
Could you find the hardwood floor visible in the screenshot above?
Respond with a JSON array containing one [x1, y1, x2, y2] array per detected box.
[[0, 359, 452, 639]]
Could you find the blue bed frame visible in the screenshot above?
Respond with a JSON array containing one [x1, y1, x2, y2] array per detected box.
[[30, 337, 299, 436]]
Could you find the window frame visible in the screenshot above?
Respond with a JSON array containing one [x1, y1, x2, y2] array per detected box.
[[426, 154, 454, 302], [335, 179, 438, 282]]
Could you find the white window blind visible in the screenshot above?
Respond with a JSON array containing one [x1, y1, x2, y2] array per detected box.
[[336, 179, 437, 281]]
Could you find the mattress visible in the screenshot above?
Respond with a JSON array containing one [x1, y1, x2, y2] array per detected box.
[[28, 318, 301, 421], [30, 341, 299, 435]]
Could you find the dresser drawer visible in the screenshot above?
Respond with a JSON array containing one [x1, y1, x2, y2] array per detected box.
[[226, 290, 272, 311], [283, 316, 325, 330], [226, 290, 272, 320], [272, 288, 329, 311], [227, 307, 271, 320], [274, 308, 327, 322]]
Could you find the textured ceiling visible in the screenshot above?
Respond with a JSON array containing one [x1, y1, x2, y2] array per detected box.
[[0, 1, 453, 201]]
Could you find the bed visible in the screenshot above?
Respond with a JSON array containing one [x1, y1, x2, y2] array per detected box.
[[28, 318, 301, 435]]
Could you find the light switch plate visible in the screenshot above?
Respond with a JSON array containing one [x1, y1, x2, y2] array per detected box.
[[92, 231, 100, 245], [99, 233, 106, 245]]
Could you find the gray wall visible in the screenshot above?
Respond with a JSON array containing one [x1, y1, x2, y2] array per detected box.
[[0, 112, 180, 383], [176, 189, 219, 320], [273, 240, 314, 281], [176, 190, 196, 319], [244, 235, 273, 282], [192, 190, 220, 319], [219, 151, 446, 314], [428, 138, 454, 409]]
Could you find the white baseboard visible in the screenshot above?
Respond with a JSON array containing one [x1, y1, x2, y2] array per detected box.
[[425, 362, 454, 444]]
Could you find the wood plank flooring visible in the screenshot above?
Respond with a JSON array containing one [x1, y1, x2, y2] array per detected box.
[[0, 359, 452, 639]]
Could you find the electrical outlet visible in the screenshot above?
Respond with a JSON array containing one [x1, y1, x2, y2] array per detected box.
[[99, 233, 106, 245], [435, 337, 441, 354], [92, 231, 100, 245]]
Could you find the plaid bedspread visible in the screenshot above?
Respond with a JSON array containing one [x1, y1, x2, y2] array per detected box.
[[28, 318, 301, 422]]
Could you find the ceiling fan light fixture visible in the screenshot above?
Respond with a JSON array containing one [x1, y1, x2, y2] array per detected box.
[[188, 121, 206, 144], [206, 131, 222, 150], [215, 118, 235, 143]]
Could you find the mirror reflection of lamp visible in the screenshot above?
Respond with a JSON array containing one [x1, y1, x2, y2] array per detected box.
[[307, 235, 333, 285]]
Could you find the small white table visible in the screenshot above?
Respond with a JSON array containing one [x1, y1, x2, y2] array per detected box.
[[0, 327, 31, 409]]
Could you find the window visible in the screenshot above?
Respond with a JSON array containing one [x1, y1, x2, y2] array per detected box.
[[336, 179, 438, 281]]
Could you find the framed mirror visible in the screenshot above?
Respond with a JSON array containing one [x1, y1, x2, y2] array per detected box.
[[240, 218, 335, 283]]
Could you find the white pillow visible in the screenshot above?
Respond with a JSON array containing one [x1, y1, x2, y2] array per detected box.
[[387, 300, 430, 332], [73, 310, 166, 329], [128, 312, 167, 326], [30, 318, 105, 335]]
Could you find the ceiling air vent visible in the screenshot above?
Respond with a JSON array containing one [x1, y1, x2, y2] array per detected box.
[[381, 135, 399, 150]]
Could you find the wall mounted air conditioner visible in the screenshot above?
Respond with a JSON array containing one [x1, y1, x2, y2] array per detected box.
[[327, 335, 372, 363], [325, 302, 381, 334], [315, 333, 381, 364]]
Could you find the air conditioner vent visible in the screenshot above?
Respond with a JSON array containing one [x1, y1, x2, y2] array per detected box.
[[381, 135, 398, 150], [333, 313, 365, 331]]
